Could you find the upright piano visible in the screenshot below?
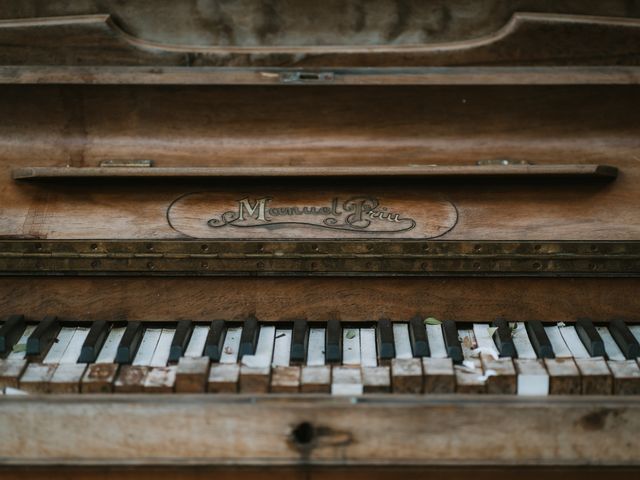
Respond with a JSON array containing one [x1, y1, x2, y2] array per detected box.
[[1, 1, 639, 479]]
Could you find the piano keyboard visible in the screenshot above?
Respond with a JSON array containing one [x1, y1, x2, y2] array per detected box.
[[1, 316, 639, 395]]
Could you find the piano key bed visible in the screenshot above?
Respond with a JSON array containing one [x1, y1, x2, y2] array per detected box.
[[2, 316, 639, 395]]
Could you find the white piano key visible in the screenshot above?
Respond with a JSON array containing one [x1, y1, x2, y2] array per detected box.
[[544, 325, 573, 358], [559, 325, 590, 359], [272, 329, 292, 367], [360, 328, 377, 367], [426, 324, 447, 358], [342, 328, 360, 365], [306, 328, 325, 366], [393, 323, 413, 359], [597, 326, 625, 361], [95, 326, 125, 364], [630, 325, 640, 345], [242, 326, 276, 368], [472, 323, 498, 355], [512, 323, 537, 359], [43, 327, 76, 364], [184, 325, 209, 358], [132, 328, 162, 366], [7, 325, 36, 360], [150, 328, 175, 367], [220, 326, 242, 364], [60, 327, 89, 364], [458, 329, 477, 360]]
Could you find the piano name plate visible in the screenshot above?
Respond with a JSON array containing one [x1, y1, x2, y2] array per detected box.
[[167, 192, 457, 240]]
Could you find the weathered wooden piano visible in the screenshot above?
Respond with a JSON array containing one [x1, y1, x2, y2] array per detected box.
[[1, 1, 640, 479]]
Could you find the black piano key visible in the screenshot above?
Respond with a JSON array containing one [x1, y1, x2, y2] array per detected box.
[[609, 319, 640, 359], [377, 318, 395, 361], [575, 318, 606, 357], [0, 314, 25, 357], [409, 316, 430, 357], [205, 320, 226, 362], [290, 319, 308, 365], [26, 315, 60, 357], [169, 320, 193, 363], [525, 320, 555, 359], [115, 321, 144, 364], [238, 316, 259, 359], [442, 320, 463, 364], [492, 319, 517, 358], [78, 320, 109, 363], [325, 319, 342, 364]]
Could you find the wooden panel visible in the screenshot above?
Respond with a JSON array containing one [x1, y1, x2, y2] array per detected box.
[[0, 396, 639, 465], [1, 277, 640, 322]]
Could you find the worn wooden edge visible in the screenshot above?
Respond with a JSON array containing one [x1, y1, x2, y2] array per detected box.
[[0, 394, 639, 466], [1, 66, 639, 85], [11, 164, 619, 181]]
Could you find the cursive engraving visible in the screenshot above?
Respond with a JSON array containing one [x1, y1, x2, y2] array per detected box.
[[206, 196, 417, 233]]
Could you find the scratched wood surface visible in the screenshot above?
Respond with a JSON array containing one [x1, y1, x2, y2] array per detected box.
[[0, 84, 639, 241], [1, 277, 639, 322], [0, 395, 638, 465]]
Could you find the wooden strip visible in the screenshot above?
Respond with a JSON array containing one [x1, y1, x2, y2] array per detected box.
[[559, 326, 590, 359], [512, 323, 538, 359], [60, 327, 89, 364], [426, 324, 447, 359], [175, 357, 210, 393], [19, 363, 56, 393], [42, 327, 75, 364], [13, 164, 619, 181], [300, 365, 330, 393], [607, 360, 640, 395], [184, 325, 209, 358], [81, 363, 118, 393], [95, 327, 125, 363], [514, 359, 549, 396], [0, 359, 27, 389], [207, 364, 239, 393], [2, 395, 640, 465], [220, 326, 241, 364], [144, 366, 177, 393], [149, 328, 175, 367], [270, 366, 300, 393], [362, 366, 391, 393], [545, 325, 573, 358], [331, 366, 363, 396], [342, 327, 360, 365], [113, 365, 149, 393], [306, 328, 325, 366], [481, 357, 516, 394], [544, 358, 582, 395], [598, 326, 626, 361], [391, 358, 423, 393], [272, 329, 292, 367], [574, 358, 613, 395], [392, 323, 413, 360], [359, 328, 377, 367], [49, 364, 87, 393]]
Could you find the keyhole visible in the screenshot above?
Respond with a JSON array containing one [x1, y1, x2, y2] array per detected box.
[[291, 422, 315, 447]]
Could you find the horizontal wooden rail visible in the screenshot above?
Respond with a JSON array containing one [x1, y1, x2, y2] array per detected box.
[[11, 164, 619, 181]]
